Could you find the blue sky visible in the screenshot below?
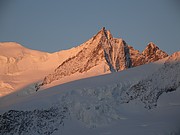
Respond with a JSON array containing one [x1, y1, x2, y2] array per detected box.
[[0, 0, 179, 54]]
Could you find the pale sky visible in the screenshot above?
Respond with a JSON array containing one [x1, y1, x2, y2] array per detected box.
[[0, 0, 180, 54]]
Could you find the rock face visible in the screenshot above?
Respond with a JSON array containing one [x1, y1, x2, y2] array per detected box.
[[41, 27, 132, 85], [142, 42, 168, 63], [40, 27, 168, 87], [129, 42, 168, 67]]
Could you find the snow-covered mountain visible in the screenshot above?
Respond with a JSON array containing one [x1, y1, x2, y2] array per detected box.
[[0, 28, 168, 96], [0, 42, 89, 96], [38, 27, 168, 89], [0, 42, 59, 96], [0, 27, 179, 135], [0, 52, 179, 135]]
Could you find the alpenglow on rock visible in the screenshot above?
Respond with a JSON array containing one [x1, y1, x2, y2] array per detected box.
[[39, 27, 168, 87], [128, 42, 168, 67]]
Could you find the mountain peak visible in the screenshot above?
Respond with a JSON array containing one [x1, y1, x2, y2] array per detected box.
[[37, 28, 132, 87], [101, 27, 106, 32], [99, 27, 107, 34], [146, 42, 159, 50], [34, 29, 168, 89], [94, 27, 113, 40], [143, 42, 162, 55], [98, 27, 106, 38], [142, 42, 168, 63]]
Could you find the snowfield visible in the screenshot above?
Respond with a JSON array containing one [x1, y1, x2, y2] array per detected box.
[[0, 42, 93, 97], [0, 52, 180, 135]]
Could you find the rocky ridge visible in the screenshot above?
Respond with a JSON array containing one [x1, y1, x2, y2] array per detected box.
[[39, 27, 168, 88]]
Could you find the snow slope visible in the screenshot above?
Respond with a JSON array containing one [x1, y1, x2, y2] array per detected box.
[[0, 42, 87, 97], [0, 52, 179, 135]]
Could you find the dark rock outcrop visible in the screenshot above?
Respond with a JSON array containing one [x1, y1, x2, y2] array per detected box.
[[0, 106, 68, 135]]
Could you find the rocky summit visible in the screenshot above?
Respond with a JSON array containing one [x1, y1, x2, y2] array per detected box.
[[40, 27, 168, 87]]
